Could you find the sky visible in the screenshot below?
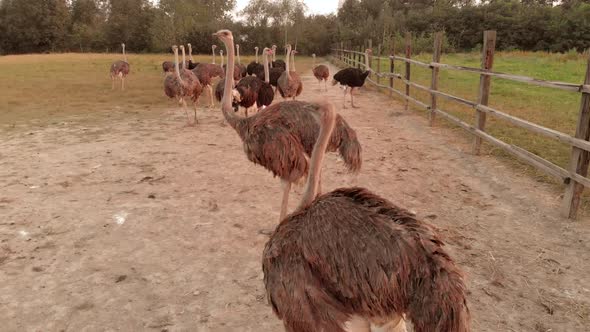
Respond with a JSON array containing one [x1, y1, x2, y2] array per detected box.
[[234, 0, 340, 16]]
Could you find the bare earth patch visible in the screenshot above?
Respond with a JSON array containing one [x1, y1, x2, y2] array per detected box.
[[1, 64, 589, 331]]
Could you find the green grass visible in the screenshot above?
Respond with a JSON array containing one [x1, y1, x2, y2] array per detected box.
[[0, 52, 317, 126], [361, 51, 589, 174]]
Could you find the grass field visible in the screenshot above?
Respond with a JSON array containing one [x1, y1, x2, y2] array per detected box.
[[0, 52, 316, 126], [349, 51, 590, 196]]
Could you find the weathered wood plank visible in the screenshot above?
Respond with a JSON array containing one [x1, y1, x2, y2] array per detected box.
[[473, 30, 496, 155], [430, 32, 443, 126], [562, 57, 590, 219], [404, 32, 411, 111], [391, 56, 430, 68]]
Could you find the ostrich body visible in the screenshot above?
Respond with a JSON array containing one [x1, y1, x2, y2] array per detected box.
[[163, 45, 202, 125], [262, 110, 470, 332], [247, 46, 264, 76], [110, 43, 130, 91], [162, 61, 174, 73], [277, 45, 303, 100], [233, 47, 275, 116], [215, 29, 361, 221], [187, 43, 198, 70], [193, 46, 224, 108], [312, 54, 330, 92], [332, 49, 372, 109]]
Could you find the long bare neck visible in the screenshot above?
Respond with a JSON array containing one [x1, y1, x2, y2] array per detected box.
[[365, 50, 370, 71], [122, 45, 127, 62], [221, 38, 239, 129], [174, 48, 182, 82], [255, 48, 259, 63], [285, 46, 291, 79], [264, 50, 270, 83], [188, 44, 193, 61], [220, 51, 224, 67], [291, 51, 296, 72], [236, 45, 241, 64], [181, 47, 186, 69], [272, 48, 276, 62], [298, 104, 336, 208], [212, 47, 216, 64], [313, 55, 316, 67]]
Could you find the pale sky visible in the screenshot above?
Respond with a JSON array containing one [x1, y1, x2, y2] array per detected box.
[[234, 0, 339, 16]]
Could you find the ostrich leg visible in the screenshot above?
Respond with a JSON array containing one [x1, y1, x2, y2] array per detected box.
[[111, 77, 115, 90], [121, 77, 125, 91], [325, 79, 328, 92], [208, 85, 214, 108], [181, 98, 192, 126], [193, 102, 199, 124], [351, 87, 360, 108], [342, 87, 348, 109], [374, 317, 407, 332]]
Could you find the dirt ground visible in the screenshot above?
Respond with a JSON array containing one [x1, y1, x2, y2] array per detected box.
[[1, 63, 590, 332]]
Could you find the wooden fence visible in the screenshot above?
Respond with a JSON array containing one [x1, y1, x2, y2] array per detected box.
[[332, 31, 590, 219]]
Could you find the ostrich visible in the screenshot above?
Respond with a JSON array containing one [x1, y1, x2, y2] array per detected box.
[[212, 45, 218, 64], [233, 47, 275, 116], [163, 45, 203, 125], [193, 46, 224, 108], [332, 49, 372, 109], [277, 45, 303, 100], [271, 44, 287, 71], [312, 54, 330, 92], [214, 29, 361, 221], [187, 43, 198, 70], [235, 44, 247, 78], [110, 43, 130, 91], [262, 108, 471, 332], [247, 46, 263, 76]]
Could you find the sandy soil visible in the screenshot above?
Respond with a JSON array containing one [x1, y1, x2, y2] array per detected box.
[[1, 64, 590, 332]]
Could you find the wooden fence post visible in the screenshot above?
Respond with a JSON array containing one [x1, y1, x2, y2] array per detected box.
[[389, 42, 395, 97], [473, 30, 497, 155], [429, 32, 443, 126], [562, 57, 590, 219], [404, 32, 412, 111]]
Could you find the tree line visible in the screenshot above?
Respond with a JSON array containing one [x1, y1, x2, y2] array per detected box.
[[0, 0, 589, 55]]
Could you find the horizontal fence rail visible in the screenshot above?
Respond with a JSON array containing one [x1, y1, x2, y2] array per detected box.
[[331, 31, 590, 219]]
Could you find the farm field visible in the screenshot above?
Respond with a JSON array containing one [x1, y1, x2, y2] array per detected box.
[[1, 54, 590, 331], [357, 51, 590, 205]]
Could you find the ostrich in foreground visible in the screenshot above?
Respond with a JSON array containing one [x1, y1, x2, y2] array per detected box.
[[262, 108, 471, 332], [233, 47, 275, 116], [164, 45, 203, 125], [312, 54, 330, 92], [215, 29, 361, 221], [277, 45, 303, 100], [110, 43, 130, 91], [332, 49, 372, 109], [247, 46, 263, 76]]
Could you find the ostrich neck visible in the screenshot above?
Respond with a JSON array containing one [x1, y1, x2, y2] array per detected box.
[[220, 38, 241, 130], [212, 48, 216, 64], [255, 49, 259, 63], [237, 46, 241, 65], [264, 51, 270, 83], [181, 48, 186, 70], [365, 51, 370, 71], [291, 51, 296, 72], [285, 47, 291, 79], [221, 53, 224, 67], [313, 56, 315, 67], [189, 45, 193, 61], [298, 105, 336, 209], [174, 49, 183, 83], [123, 46, 127, 62]]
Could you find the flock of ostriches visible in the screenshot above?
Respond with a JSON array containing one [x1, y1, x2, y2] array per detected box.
[[109, 30, 470, 332]]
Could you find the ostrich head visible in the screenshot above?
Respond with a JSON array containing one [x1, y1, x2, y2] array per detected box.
[[212, 45, 218, 50], [255, 46, 259, 51], [213, 29, 233, 43], [312, 53, 316, 58]]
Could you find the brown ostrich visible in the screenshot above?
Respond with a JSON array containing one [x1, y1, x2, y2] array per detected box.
[[164, 45, 203, 125], [332, 49, 372, 109], [110, 43, 130, 91], [214, 29, 361, 221], [187, 43, 198, 70], [192, 45, 224, 108], [233, 47, 275, 116], [277, 45, 303, 100], [262, 109, 470, 332], [312, 53, 330, 92]]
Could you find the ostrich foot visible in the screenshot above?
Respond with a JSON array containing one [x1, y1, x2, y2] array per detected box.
[[258, 228, 274, 236]]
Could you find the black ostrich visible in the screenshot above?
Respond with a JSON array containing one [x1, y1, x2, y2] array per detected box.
[[332, 48, 372, 109], [233, 47, 275, 116], [247, 46, 264, 76]]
